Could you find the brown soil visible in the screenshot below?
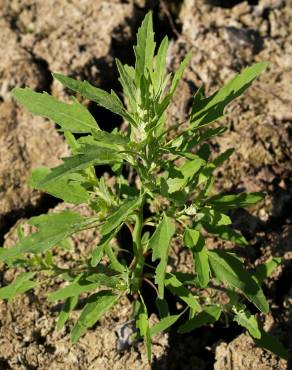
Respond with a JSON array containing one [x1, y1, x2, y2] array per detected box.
[[0, 0, 291, 369]]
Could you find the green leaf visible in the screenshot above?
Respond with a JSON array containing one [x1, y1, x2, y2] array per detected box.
[[134, 11, 155, 84], [253, 257, 282, 286], [155, 298, 169, 318], [197, 149, 234, 186], [178, 305, 222, 333], [29, 167, 89, 204], [149, 214, 175, 298], [91, 240, 106, 267], [190, 62, 268, 128], [56, 296, 78, 330], [207, 192, 265, 211], [183, 229, 210, 288], [204, 224, 248, 246], [198, 208, 232, 227], [208, 250, 269, 313], [104, 241, 126, 274], [233, 308, 261, 339], [12, 88, 98, 133], [136, 296, 152, 363], [0, 212, 90, 262], [254, 327, 289, 360], [166, 157, 205, 193], [116, 58, 136, 112], [0, 272, 37, 302], [101, 198, 140, 236], [185, 126, 227, 151], [48, 272, 121, 302], [165, 274, 201, 312], [149, 314, 180, 337], [53, 73, 136, 125], [38, 145, 120, 186], [71, 290, 118, 343], [158, 51, 191, 116], [48, 275, 98, 302], [152, 36, 169, 94]]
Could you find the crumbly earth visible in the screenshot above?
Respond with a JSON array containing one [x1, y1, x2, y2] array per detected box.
[[0, 0, 291, 369]]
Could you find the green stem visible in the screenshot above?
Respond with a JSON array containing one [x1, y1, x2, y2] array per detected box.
[[131, 197, 145, 293]]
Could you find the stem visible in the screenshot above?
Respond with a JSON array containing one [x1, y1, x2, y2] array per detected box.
[[131, 196, 145, 293]]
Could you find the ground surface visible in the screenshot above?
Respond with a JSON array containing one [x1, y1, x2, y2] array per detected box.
[[0, 0, 291, 369]]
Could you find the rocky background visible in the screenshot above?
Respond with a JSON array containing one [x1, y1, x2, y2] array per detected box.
[[0, 0, 291, 369]]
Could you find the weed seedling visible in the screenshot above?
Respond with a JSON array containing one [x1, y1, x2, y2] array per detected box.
[[1, 11, 287, 363]]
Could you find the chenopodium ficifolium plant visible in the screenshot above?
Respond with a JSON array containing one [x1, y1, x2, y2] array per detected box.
[[1, 11, 288, 362]]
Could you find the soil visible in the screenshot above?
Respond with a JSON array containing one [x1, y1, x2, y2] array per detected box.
[[0, 0, 291, 369]]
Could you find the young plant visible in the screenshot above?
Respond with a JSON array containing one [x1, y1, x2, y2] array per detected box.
[[0, 11, 288, 363]]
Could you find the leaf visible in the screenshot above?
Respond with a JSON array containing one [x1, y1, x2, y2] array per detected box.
[[29, 167, 89, 204], [152, 36, 169, 94], [116, 58, 136, 112], [155, 298, 169, 318], [48, 275, 97, 302], [254, 327, 289, 360], [106, 249, 126, 277], [197, 149, 234, 186], [207, 192, 265, 211], [101, 198, 140, 236], [149, 314, 180, 337], [178, 305, 222, 333], [71, 291, 118, 343], [166, 157, 205, 193], [38, 145, 120, 186], [197, 208, 232, 227], [56, 296, 78, 330], [53, 73, 135, 125], [134, 11, 155, 84], [12, 88, 98, 133], [208, 250, 269, 313], [183, 229, 210, 288], [48, 272, 121, 302], [254, 257, 282, 286], [204, 224, 248, 246], [165, 274, 201, 312], [148, 214, 175, 298], [136, 296, 152, 363], [158, 51, 191, 116], [190, 62, 268, 128], [233, 309, 261, 339], [185, 126, 227, 151], [0, 272, 36, 302], [0, 212, 90, 262]]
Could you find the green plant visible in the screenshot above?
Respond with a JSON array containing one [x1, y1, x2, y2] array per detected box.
[[1, 11, 288, 363]]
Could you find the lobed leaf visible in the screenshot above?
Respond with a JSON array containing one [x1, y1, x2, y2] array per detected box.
[[101, 198, 140, 236], [71, 290, 118, 343], [183, 229, 210, 288], [29, 167, 89, 204], [149, 214, 175, 298], [149, 314, 180, 337], [165, 274, 201, 312], [233, 308, 261, 339], [253, 257, 282, 286], [12, 87, 98, 133], [0, 272, 37, 302], [53, 73, 136, 125], [0, 212, 91, 262], [136, 297, 152, 363], [190, 62, 269, 128], [56, 296, 78, 330], [178, 305, 222, 333], [134, 11, 155, 84], [207, 192, 265, 211], [208, 250, 269, 313]]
